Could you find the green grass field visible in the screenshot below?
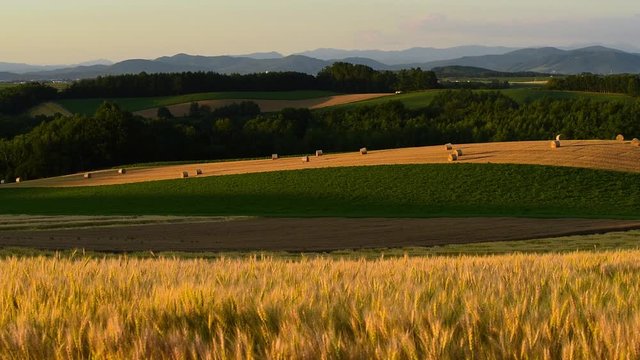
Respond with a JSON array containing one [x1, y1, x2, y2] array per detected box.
[[1, 164, 639, 218], [57, 90, 337, 115], [327, 88, 636, 111]]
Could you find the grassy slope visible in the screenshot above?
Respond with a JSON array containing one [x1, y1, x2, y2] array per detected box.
[[327, 88, 636, 111], [1, 164, 639, 218], [57, 90, 337, 115]]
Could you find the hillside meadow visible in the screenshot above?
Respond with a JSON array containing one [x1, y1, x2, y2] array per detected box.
[[56, 90, 336, 115], [1, 250, 639, 358], [1, 164, 639, 218], [327, 88, 636, 111]]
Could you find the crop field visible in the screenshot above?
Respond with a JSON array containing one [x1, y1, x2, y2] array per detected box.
[[1, 163, 640, 218], [1, 215, 639, 252], [56, 90, 340, 115], [9, 140, 640, 189], [1, 251, 639, 358]]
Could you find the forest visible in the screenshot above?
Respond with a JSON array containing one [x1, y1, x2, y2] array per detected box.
[[547, 73, 640, 96], [1, 90, 638, 181]]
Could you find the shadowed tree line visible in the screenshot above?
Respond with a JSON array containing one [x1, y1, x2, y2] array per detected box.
[[547, 74, 640, 96], [1, 90, 638, 182]]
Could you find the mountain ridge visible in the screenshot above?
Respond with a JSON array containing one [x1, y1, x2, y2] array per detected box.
[[1, 46, 639, 81]]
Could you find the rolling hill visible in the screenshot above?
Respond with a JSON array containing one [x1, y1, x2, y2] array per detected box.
[[424, 46, 640, 74]]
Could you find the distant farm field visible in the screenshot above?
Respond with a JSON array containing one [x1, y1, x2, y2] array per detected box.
[[1, 164, 639, 218], [2, 251, 640, 358], [57, 90, 338, 115], [327, 88, 637, 111]]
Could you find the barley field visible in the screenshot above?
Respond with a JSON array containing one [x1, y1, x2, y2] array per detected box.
[[1, 251, 639, 359]]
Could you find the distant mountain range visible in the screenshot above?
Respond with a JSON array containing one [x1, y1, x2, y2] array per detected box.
[[1, 46, 640, 82], [296, 46, 519, 65]]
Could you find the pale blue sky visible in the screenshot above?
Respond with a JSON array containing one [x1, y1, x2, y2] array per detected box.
[[1, 0, 639, 64]]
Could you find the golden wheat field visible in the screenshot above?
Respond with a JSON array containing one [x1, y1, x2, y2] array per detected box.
[[1, 251, 639, 359], [8, 139, 640, 188]]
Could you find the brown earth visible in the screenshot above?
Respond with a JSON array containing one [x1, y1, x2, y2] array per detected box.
[[6, 140, 640, 188], [134, 93, 392, 118], [1, 216, 640, 252]]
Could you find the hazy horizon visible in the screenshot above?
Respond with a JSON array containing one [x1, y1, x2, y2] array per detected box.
[[2, 0, 639, 64]]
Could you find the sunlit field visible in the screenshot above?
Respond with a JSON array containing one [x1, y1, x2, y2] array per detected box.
[[1, 251, 639, 358]]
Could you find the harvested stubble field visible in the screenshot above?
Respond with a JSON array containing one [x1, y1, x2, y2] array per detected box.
[[7, 140, 640, 188], [1, 251, 640, 358], [2, 216, 640, 252]]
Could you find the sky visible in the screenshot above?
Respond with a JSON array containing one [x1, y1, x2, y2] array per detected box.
[[1, 0, 639, 64]]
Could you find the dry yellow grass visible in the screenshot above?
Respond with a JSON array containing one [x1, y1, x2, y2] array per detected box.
[[1, 251, 639, 358], [27, 102, 72, 117], [9, 140, 640, 188], [134, 94, 392, 118]]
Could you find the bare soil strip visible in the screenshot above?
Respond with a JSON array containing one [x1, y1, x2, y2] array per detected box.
[[0, 215, 248, 231], [1, 217, 640, 252], [134, 93, 392, 118], [7, 140, 640, 188]]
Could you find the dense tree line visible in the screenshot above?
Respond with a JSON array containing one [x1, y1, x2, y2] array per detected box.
[[547, 74, 640, 96], [62, 64, 439, 99], [0, 83, 58, 114], [2, 91, 639, 181]]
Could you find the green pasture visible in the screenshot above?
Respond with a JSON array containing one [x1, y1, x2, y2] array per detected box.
[[57, 90, 337, 115], [1, 164, 639, 218], [327, 88, 636, 111]]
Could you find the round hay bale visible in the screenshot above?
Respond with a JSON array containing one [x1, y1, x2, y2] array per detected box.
[[302, 156, 309, 162], [631, 138, 640, 146], [555, 134, 562, 141], [117, 168, 127, 175], [195, 169, 203, 175], [444, 143, 453, 150], [181, 171, 189, 178], [0, 180, 5, 185], [454, 149, 463, 156], [315, 150, 323, 157], [360, 147, 367, 155], [15, 177, 21, 183], [448, 153, 458, 162], [550, 140, 560, 149], [616, 134, 625, 141], [271, 154, 279, 160], [83, 173, 92, 179]]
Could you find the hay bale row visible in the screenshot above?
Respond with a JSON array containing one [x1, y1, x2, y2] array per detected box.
[[315, 150, 323, 157], [550, 140, 561, 149], [360, 147, 367, 155], [272, 154, 279, 160]]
